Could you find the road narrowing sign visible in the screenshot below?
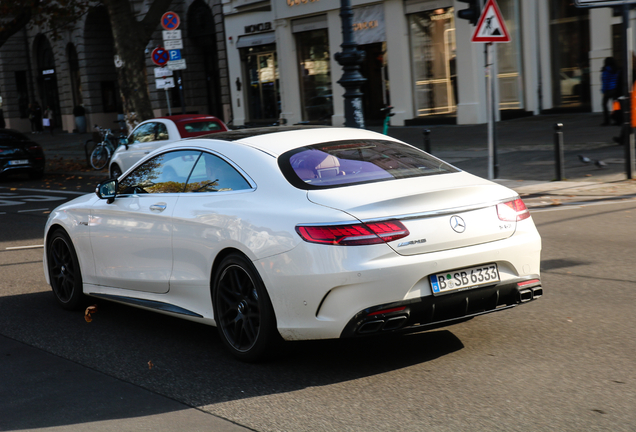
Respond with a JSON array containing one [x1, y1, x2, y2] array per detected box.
[[471, 0, 510, 43]]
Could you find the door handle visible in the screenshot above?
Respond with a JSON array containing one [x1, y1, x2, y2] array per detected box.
[[150, 203, 167, 212], [144, 151, 151, 154]]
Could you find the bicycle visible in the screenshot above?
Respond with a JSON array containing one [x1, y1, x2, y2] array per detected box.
[[87, 125, 126, 170]]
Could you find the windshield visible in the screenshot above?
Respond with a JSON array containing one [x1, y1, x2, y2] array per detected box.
[[279, 139, 458, 189]]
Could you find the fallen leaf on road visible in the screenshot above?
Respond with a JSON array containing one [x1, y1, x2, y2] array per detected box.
[[84, 305, 98, 322], [148, 361, 154, 370]]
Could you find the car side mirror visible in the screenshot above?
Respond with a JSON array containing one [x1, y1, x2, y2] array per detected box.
[[96, 179, 118, 204]]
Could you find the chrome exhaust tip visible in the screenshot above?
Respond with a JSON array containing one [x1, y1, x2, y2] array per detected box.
[[519, 288, 533, 303]]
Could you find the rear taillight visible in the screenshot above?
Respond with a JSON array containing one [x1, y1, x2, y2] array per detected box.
[[26, 145, 43, 155], [497, 198, 530, 222], [296, 220, 409, 246]]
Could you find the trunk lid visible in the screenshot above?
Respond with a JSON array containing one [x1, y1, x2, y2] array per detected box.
[[306, 172, 518, 256]]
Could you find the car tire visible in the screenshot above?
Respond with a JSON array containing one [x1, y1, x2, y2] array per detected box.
[[47, 229, 85, 310], [212, 253, 280, 362], [110, 163, 122, 179]]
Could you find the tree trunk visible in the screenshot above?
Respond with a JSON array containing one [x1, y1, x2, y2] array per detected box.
[[102, 0, 173, 130]]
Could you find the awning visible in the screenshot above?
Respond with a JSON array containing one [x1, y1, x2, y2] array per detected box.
[[236, 32, 276, 49]]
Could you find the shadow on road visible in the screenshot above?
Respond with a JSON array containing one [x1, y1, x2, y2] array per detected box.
[[0, 290, 464, 429]]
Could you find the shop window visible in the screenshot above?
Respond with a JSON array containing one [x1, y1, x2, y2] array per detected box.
[[497, 0, 523, 111], [296, 29, 333, 123], [409, 8, 456, 117], [549, 2, 590, 109]]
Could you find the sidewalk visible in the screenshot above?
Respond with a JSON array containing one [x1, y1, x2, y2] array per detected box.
[[33, 112, 636, 207]]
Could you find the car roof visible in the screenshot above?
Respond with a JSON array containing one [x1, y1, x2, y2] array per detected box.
[[157, 114, 222, 123], [189, 126, 400, 157]]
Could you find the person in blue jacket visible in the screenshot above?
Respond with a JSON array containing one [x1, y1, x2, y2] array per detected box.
[[601, 57, 619, 126]]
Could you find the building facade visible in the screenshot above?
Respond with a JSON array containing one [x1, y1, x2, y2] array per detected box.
[[0, 1, 630, 133], [222, 0, 628, 127], [0, 0, 231, 133]]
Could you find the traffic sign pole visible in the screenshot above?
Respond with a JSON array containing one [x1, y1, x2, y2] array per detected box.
[[472, 0, 509, 179]]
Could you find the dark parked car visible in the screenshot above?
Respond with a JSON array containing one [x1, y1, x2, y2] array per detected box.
[[0, 129, 45, 179]]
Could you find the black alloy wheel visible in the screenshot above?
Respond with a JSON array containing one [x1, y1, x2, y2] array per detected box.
[[212, 254, 279, 362], [47, 229, 84, 310]]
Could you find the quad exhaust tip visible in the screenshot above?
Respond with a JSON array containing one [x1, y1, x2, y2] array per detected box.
[[519, 285, 543, 303], [358, 315, 408, 334]]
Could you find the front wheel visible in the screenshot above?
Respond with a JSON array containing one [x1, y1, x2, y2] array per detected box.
[[90, 144, 111, 170], [212, 253, 280, 362], [47, 229, 84, 310]]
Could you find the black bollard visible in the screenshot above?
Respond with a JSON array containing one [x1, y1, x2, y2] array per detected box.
[[423, 129, 431, 154], [554, 123, 565, 181]]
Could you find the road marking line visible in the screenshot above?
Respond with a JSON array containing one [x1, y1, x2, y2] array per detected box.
[[0, 187, 86, 195], [17, 208, 50, 213], [5, 245, 44, 250]]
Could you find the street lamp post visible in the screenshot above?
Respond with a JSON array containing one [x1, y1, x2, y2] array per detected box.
[[334, 0, 366, 128]]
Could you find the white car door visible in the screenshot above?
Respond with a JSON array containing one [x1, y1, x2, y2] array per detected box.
[[90, 150, 199, 293]]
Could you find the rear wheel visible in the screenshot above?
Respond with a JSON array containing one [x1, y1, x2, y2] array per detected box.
[[90, 144, 111, 170], [47, 229, 84, 310], [212, 253, 279, 362]]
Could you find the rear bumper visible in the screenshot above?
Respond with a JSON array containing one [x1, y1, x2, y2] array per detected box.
[[0, 158, 45, 175], [340, 276, 542, 338]]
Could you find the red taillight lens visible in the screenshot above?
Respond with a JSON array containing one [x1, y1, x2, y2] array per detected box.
[[368, 306, 406, 316], [296, 220, 409, 246], [497, 198, 530, 222], [26, 145, 43, 155]]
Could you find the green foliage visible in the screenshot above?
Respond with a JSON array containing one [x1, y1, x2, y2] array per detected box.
[[0, 0, 90, 47]]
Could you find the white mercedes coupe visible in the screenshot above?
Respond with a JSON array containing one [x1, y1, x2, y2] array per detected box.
[[44, 127, 542, 361]]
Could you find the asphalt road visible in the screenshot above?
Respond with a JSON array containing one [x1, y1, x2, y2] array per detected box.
[[1, 180, 635, 431]]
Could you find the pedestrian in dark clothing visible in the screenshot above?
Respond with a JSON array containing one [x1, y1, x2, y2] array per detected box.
[[33, 102, 43, 133], [601, 57, 619, 126], [28, 104, 38, 133]]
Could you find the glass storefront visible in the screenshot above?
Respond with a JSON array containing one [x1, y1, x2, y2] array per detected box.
[[497, 0, 523, 111], [409, 7, 456, 117], [550, 2, 590, 109], [243, 44, 280, 123], [296, 29, 333, 123]]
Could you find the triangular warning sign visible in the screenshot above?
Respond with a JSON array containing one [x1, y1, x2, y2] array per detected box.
[[471, 0, 510, 43]]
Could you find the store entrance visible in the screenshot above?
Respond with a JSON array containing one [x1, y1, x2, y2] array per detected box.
[[243, 45, 280, 124], [359, 42, 388, 124]]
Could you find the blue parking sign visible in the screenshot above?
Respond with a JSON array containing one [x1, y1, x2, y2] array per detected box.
[[169, 49, 181, 61]]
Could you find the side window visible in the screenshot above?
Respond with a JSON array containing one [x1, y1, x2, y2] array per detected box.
[[129, 123, 156, 143], [118, 150, 200, 195], [184, 152, 250, 193], [156, 123, 169, 141]]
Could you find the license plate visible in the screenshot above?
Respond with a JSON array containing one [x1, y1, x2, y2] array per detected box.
[[8, 159, 28, 165], [430, 263, 500, 295]]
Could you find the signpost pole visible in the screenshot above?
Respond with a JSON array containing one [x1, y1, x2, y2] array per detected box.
[[621, 4, 635, 179], [165, 89, 172, 116], [486, 42, 494, 180]]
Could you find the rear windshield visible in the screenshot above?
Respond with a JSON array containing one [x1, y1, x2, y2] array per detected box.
[[279, 139, 458, 189], [183, 121, 223, 134]]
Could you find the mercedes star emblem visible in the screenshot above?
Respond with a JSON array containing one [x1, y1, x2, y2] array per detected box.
[[450, 215, 466, 233]]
